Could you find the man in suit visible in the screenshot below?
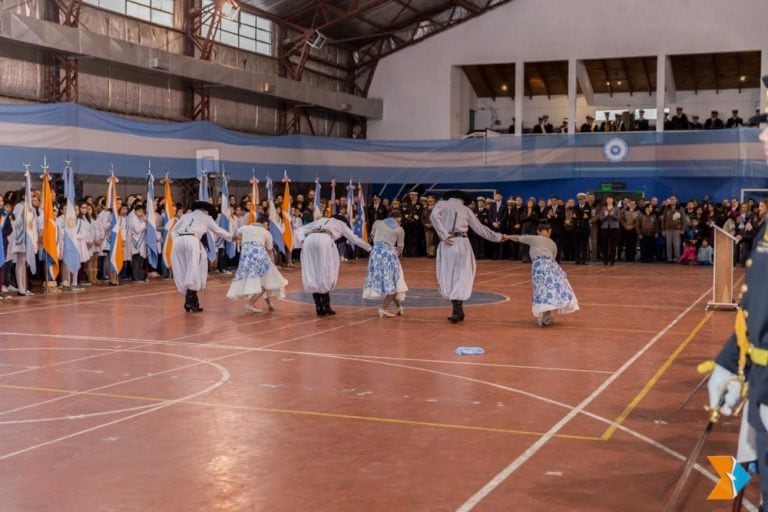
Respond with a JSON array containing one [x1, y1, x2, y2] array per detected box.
[[690, 114, 703, 130], [704, 110, 725, 129], [367, 194, 387, 233], [472, 197, 491, 259], [671, 107, 690, 130], [580, 115, 598, 133], [488, 192, 508, 259], [636, 110, 650, 131], [544, 196, 565, 260], [402, 191, 424, 257], [727, 109, 744, 128]]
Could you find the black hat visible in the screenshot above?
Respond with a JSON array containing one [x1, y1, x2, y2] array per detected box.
[[191, 200, 218, 220], [443, 190, 471, 204]]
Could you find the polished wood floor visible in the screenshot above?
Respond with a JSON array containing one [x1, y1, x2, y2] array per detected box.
[[0, 258, 754, 511]]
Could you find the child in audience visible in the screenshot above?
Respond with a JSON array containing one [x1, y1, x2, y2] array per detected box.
[[697, 238, 714, 265]]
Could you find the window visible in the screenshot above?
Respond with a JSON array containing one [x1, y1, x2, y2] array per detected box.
[[201, 0, 273, 56], [84, 0, 175, 28]]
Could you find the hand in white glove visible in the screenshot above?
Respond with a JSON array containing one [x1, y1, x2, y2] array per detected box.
[[707, 364, 742, 416]]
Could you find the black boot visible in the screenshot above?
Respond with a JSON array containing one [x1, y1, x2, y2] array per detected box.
[[448, 300, 463, 323], [184, 290, 195, 312], [312, 293, 324, 316], [323, 293, 336, 316], [188, 290, 203, 312]]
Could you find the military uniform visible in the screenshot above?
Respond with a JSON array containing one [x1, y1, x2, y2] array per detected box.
[[403, 195, 424, 257], [572, 195, 591, 264], [472, 200, 491, 259], [711, 221, 768, 503]]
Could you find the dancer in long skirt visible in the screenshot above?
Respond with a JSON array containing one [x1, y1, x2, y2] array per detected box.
[[363, 211, 408, 317], [294, 217, 371, 316], [508, 221, 579, 326], [226, 214, 287, 313], [430, 190, 505, 323], [171, 201, 233, 312]]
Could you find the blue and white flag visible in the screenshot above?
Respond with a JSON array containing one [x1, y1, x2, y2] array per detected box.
[[22, 164, 38, 274], [197, 170, 216, 262], [145, 165, 159, 268], [265, 176, 285, 255], [219, 171, 236, 259], [61, 161, 81, 273], [313, 177, 322, 221]]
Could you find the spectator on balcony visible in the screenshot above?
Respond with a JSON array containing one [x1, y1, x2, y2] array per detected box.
[[671, 107, 690, 130], [690, 114, 703, 130], [663, 112, 673, 130], [727, 109, 744, 128], [580, 115, 598, 133], [532, 115, 553, 134], [600, 112, 615, 132], [557, 118, 569, 134], [704, 110, 724, 129], [636, 110, 650, 131]]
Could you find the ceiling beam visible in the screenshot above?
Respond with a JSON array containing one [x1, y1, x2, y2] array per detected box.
[[688, 55, 699, 94], [575, 60, 594, 105], [641, 57, 653, 96], [600, 59, 613, 97], [478, 65, 495, 99], [454, 0, 480, 15], [712, 54, 720, 93], [620, 58, 633, 96]]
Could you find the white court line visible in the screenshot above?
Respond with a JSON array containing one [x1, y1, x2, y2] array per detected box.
[[0, 317, 372, 460], [260, 350, 614, 374], [0, 348, 229, 424], [257, 334, 756, 512], [454, 287, 713, 512]]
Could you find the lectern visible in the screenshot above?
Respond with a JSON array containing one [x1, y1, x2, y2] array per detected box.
[[706, 225, 738, 310]]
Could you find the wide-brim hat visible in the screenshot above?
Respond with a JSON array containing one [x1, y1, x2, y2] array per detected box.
[[191, 200, 218, 220]]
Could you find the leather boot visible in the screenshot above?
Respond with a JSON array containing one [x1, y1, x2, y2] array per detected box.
[[184, 290, 195, 312], [448, 300, 463, 323], [312, 293, 324, 316], [188, 290, 203, 312], [323, 293, 336, 316]]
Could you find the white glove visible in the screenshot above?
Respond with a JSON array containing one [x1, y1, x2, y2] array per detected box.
[[707, 364, 742, 416]]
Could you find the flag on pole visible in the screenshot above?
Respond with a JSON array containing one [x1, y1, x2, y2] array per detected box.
[[198, 169, 216, 262], [161, 173, 175, 269], [40, 163, 58, 280], [280, 171, 293, 253], [313, 177, 322, 221], [21, 164, 38, 275], [346, 178, 354, 225], [327, 178, 337, 217], [145, 164, 159, 269], [107, 169, 124, 274], [265, 176, 285, 255], [61, 160, 81, 274], [220, 171, 236, 259], [354, 182, 368, 242], [248, 170, 259, 223]]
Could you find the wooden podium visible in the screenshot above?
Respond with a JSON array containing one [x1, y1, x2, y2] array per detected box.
[[706, 225, 738, 310]]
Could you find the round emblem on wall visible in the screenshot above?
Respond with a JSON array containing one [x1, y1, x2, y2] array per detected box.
[[603, 137, 629, 163]]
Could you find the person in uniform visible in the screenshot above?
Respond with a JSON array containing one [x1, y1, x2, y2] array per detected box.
[[421, 195, 437, 258], [170, 201, 233, 312], [430, 190, 505, 323], [708, 76, 768, 507], [402, 191, 424, 257], [294, 217, 371, 316], [473, 197, 491, 259], [572, 193, 591, 264]]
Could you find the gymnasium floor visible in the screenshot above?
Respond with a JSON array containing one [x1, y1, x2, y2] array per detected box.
[[0, 258, 754, 511]]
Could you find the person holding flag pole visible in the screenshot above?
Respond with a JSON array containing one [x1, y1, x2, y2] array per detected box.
[[7, 163, 38, 296], [144, 163, 160, 278], [280, 171, 294, 264], [160, 171, 176, 279], [59, 158, 87, 291], [327, 178, 337, 218], [106, 167, 124, 286], [216, 169, 237, 272], [313, 177, 323, 221], [248, 169, 259, 224], [265, 175, 286, 263], [40, 158, 59, 295]]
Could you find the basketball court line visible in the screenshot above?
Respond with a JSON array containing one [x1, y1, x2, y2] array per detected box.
[[0, 331, 614, 374], [454, 287, 712, 511]]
